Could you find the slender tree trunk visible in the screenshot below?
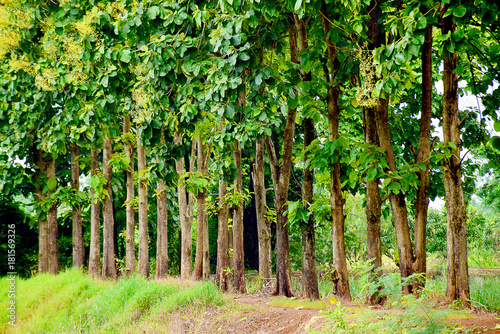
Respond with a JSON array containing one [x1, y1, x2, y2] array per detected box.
[[232, 139, 246, 293], [89, 149, 101, 278], [175, 131, 192, 279], [294, 14, 319, 300], [414, 26, 433, 280], [321, 1, 351, 300], [124, 116, 136, 275], [253, 138, 271, 279], [216, 180, 230, 290], [193, 136, 209, 279], [102, 136, 117, 278], [376, 97, 415, 293], [441, 8, 470, 307], [71, 142, 85, 268], [47, 157, 59, 274], [137, 132, 149, 277], [36, 149, 48, 274], [156, 130, 168, 278]]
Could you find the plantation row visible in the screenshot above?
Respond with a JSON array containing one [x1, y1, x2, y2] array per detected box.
[[1, 0, 500, 308]]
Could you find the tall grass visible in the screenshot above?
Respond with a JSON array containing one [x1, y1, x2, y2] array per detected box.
[[0, 268, 225, 333]]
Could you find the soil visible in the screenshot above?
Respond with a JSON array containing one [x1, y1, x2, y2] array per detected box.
[[166, 291, 500, 334]]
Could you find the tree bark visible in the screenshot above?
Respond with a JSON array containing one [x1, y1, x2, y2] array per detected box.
[[294, 14, 319, 300], [47, 156, 59, 274], [71, 142, 85, 268], [175, 131, 192, 279], [156, 130, 168, 278], [89, 149, 101, 278], [216, 180, 230, 290], [124, 116, 136, 275], [102, 136, 117, 278], [232, 139, 246, 293], [376, 98, 415, 292], [253, 138, 271, 279], [36, 149, 48, 274], [414, 26, 433, 280], [193, 136, 209, 279], [321, 1, 351, 300], [137, 132, 149, 277], [441, 8, 470, 307]]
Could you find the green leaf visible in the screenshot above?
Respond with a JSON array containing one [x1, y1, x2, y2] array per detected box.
[[239, 53, 250, 61], [47, 177, 57, 191], [452, 6, 466, 18], [120, 50, 131, 63], [384, 44, 394, 57], [147, 6, 160, 20], [416, 163, 427, 171], [491, 136, 500, 150], [294, 0, 303, 11], [494, 121, 500, 132], [416, 16, 427, 29]]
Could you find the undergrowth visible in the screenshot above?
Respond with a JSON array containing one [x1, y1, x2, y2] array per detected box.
[[0, 268, 225, 334]]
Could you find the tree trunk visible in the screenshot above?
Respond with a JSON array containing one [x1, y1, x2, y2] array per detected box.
[[102, 136, 117, 278], [193, 136, 209, 279], [441, 8, 470, 307], [156, 130, 168, 278], [321, 1, 351, 300], [175, 131, 192, 279], [414, 26, 433, 280], [124, 116, 136, 275], [47, 156, 59, 274], [36, 149, 48, 274], [71, 142, 85, 268], [137, 132, 149, 277], [89, 149, 101, 278], [376, 97, 415, 293], [232, 139, 246, 293], [253, 138, 271, 279], [294, 14, 319, 300], [216, 180, 230, 290]]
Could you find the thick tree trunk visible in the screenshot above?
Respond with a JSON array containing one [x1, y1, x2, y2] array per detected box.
[[294, 14, 319, 300], [89, 149, 101, 278], [156, 130, 168, 278], [414, 26, 433, 280], [253, 138, 271, 279], [376, 97, 415, 293], [124, 116, 136, 275], [232, 139, 246, 293], [47, 157, 59, 274], [36, 150, 49, 274], [175, 132, 192, 279], [102, 136, 117, 278], [193, 136, 209, 279], [441, 9, 470, 307], [216, 180, 230, 290], [137, 133, 149, 277], [71, 142, 85, 268], [321, 2, 351, 300]]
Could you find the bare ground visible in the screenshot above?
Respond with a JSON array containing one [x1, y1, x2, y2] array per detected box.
[[163, 290, 500, 334]]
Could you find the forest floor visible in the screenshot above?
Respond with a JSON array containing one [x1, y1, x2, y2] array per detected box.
[[166, 289, 500, 334]]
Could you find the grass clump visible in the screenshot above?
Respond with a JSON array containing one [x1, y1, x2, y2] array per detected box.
[[0, 268, 225, 334]]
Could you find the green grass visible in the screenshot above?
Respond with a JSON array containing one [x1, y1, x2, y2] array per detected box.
[[470, 275, 500, 312], [0, 268, 225, 333]]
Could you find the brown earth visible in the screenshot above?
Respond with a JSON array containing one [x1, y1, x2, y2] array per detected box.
[[163, 291, 500, 334]]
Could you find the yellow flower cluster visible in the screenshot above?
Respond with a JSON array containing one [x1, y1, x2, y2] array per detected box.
[[13, 8, 32, 29], [63, 37, 84, 65], [356, 47, 379, 108], [75, 6, 101, 37], [0, 29, 20, 59], [10, 58, 37, 75], [42, 38, 58, 59], [35, 67, 57, 91], [69, 68, 89, 85], [132, 85, 152, 123], [106, 2, 126, 20]]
